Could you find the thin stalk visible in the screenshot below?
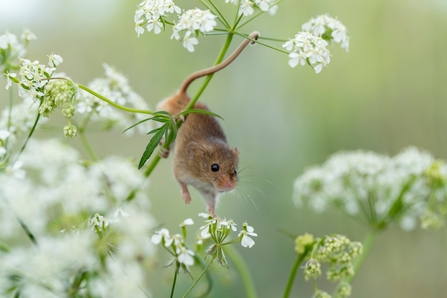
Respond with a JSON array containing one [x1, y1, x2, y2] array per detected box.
[[78, 111, 99, 161], [79, 131, 99, 161], [5, 87, 13, 148], [224, 246, 257, 298], [170, 265, 179, 298], [14, 111, 41, 163], [199, 0, 229, 28], [183, 256, 216, 298], [237, 0, 283, 29], [257, 36, 287, 42], [283, 253, 306, 298], [346, 229, 378, 283], [186, 33, 234, 109], [78, 84, 154, 115], [235, 32, 288, 54], [193, 254, 214, 298], [208, 0, 231, 28]]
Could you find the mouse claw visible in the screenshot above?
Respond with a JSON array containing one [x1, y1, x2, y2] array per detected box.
[[176, 115, 185, 123], [159, 147, 170, 158]]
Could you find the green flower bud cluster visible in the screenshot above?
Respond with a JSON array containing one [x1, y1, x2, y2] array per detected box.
[[41, 79, 79, 138], [63, 124, 77, 138], [304, 259, 321, 280], [41, 80, 76, 119], [296, 233, 362, 298], [313, 290, 331, 298]]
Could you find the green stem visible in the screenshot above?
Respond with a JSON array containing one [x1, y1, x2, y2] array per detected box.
[[78, 112, 99, 161], [79, 131, 99, 161], [193, 253, 214, 298], [170, 265, 179, 298], [235, 32, 288, 54], [208, 0, 231, 28], [282, 253, 306, 298], [346, 229, 379, 283], [183, 256, 216, 298], [199, 0, 229, 29], [14, 111, 41, 163], [5, 87, 13, 148], [77, 84, 154, 115], [186, 33, 234, 110], [224, 246, 257, 298]]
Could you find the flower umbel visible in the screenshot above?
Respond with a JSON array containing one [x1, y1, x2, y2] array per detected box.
[[302, 14, 350, 51], [283, 31, 330, 73]]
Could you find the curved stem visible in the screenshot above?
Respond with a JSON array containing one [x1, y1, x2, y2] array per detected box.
[[14, 111, 41, 163], [224, 246, 257, 298], [208, 0, 231, 28], [170, 265, 179, 298], [183, 256, 216, 298], [283, 253, 306, 298], [346, 229, 378, 283], [78, 112, 99, 161], [185, 33, 234, 110], [235, 32, 288, 54], [77, 84, 154, 115], [5, 87, 13, 148]]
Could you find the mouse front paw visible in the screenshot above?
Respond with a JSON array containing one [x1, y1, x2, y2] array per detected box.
[[159, 147, 170, 158]]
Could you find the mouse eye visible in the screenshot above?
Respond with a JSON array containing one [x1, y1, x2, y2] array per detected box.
[[234, 169, 238, 175], [211, 164, 220, 172]]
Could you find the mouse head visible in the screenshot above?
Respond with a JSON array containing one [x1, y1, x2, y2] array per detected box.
[[187, 141, 239, 192]]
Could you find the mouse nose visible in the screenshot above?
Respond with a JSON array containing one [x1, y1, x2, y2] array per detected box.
[[224, 181, 235, 190]]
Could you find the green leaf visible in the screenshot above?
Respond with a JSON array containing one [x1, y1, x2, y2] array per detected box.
[[122, 117, 153, 133], [178, 109, 224, 120], [146, 126, 164, 135], [138, 124, 167, 169]]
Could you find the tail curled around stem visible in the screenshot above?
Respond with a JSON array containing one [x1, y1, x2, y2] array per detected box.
[[178, 31, 260, 96], [156, 31, 259, 114]]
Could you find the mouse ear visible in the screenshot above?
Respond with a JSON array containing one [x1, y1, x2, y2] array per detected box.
[[187, 142, 206, 159], [233, 147, 240, 156]]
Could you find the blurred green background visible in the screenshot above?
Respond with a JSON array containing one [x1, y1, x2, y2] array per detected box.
[[1, 0, 447, 297]]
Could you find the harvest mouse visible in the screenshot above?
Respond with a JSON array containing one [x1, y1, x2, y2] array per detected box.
[[156, 32, 259, 217]]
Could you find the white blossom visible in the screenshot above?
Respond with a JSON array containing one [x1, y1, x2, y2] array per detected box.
[[302, 14, 350, 51], [294, 147, 447, 231], [239, 0, 255, 16], [238, 222, 257, 248], [283, 31, 330, 73], [151, 228, 173, 246], [176, 247, 195, 266], [134, 0, 181, 37]]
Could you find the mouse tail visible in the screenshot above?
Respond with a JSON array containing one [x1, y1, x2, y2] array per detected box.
[[178, 31, 259, 96]]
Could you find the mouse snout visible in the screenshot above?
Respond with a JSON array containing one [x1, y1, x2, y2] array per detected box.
[[218, 179, 236, 192]]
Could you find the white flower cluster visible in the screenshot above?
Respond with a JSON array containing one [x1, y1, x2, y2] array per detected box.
[[198, 213, 258, 248], [171, 9, 217, 52], [294, 147, 447, 231], [5, 54, 63, 101], [0, 139, 156, 296], [283, 31, 330, 73], [151, 214, 258, 272], [0, 30, 36, 72], [134, 0, 181, 37], [302, 14, 349, 51], [283, 14, 349, 73], [295, 233, 362, 298], [76, 63, 152, 135], [226, 0, 278, 17], [151, 225, 196, 266]]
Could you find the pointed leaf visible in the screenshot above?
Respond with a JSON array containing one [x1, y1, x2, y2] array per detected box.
[[122, 117, 153, 133], [178, 109, 224, 120], [138, 125, 167, 169]]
